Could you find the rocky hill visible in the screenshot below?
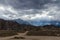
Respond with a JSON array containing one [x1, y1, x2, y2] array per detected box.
[[0, 19, 59, 31]]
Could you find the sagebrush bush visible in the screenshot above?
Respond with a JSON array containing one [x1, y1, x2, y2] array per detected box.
[[26, 31, 60, 36], [13, 36, 25, 39], [0, 30, 17, 37]]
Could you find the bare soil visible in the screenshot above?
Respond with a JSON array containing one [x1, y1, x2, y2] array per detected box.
[[0, 31, 60, 40]]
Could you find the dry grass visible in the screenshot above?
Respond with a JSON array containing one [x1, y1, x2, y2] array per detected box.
[[26, 31, 60, 36], [0, 30, 17, 37]]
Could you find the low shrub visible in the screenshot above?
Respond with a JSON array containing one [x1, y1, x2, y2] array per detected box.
[[26, 31, 60, 36], [0, 30, 17, 37], [13, 36, 25, 39]]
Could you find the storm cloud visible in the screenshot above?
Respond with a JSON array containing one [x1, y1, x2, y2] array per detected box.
[[0, 0, 60, 21]]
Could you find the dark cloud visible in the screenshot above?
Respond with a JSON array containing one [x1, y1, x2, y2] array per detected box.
[[0, 0, 60, 21], [13, 0, 53, 9], [0, 0, 58, 9]]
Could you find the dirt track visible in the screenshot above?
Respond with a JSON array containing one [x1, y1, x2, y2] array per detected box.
[[0, 31, 28, 40], [0, 31, 60, 40]]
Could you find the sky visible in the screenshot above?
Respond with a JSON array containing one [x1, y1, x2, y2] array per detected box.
[[0, 0, 60, 21]]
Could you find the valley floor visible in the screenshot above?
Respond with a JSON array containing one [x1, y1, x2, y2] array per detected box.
[[0, 31, 60, 40], [0, 36, 60, 40]]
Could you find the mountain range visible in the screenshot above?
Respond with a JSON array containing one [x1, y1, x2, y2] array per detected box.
[[0, 18, 60, 27], [15, 19, 60, 26], [0, 18, 60, 36], [0, 18, 59, 31]]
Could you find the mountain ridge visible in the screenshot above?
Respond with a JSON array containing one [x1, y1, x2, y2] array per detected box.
[[0, 18, 60, 27], [14, 19, 60, 26]]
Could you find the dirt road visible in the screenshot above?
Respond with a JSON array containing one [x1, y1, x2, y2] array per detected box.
[[0, 31, 60, 40], [0, 31, 28, 40]]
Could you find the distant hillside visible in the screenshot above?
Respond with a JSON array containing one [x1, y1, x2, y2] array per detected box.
[[0, 19, 60, 36], [15, 19, 30, 25], [0, 19, 36, 31], [0, 19, 60, 31], [28, 20, 60, 26], [14, 19, 60, 26]]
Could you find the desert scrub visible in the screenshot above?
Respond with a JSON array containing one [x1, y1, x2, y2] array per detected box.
[[26, 31, 60, 36], [13, 36, 25, 39], [0, 30, 17, 37]]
